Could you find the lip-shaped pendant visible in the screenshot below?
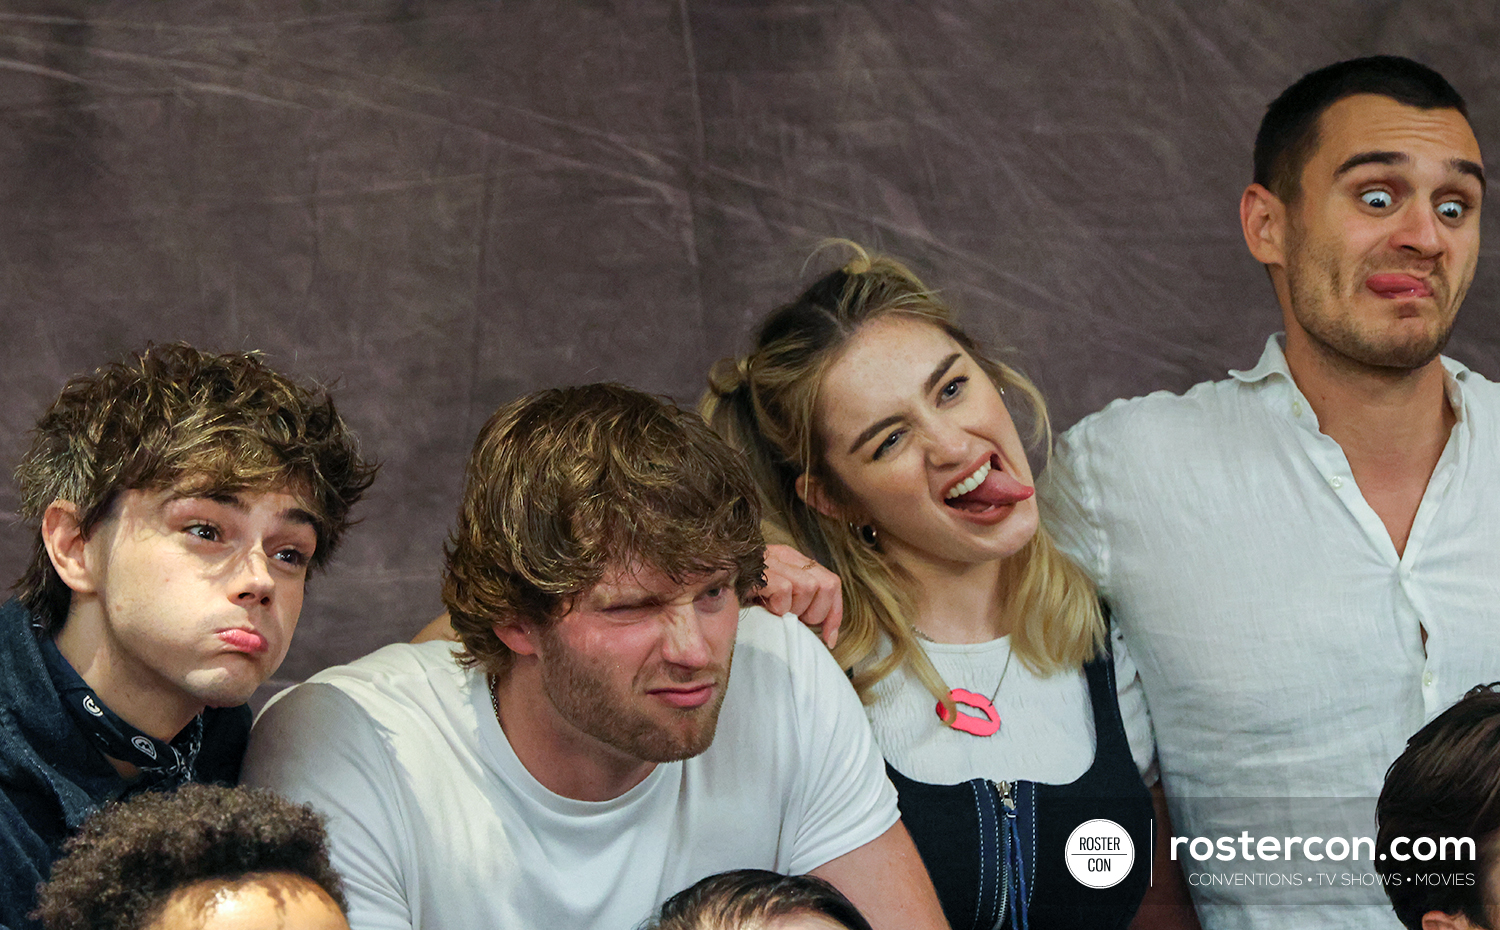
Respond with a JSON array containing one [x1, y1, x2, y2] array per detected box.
[[936, 688, 1001, 736]]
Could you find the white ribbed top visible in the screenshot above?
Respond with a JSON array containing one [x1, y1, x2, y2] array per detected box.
[[864, 633, 1153, 786]]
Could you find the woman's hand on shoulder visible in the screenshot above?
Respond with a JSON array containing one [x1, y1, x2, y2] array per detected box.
[[754, 543, 844, 649]]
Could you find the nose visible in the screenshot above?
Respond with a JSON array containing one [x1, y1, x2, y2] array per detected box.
[[659, 605, 712, 670], [234, 549, 275, 606], [924, 413, 971, 467], [1390, 203, 1444, 257]]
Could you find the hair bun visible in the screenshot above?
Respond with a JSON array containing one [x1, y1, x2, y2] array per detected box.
[[843, 253, 872, 275], [708, 356, 751, 396]]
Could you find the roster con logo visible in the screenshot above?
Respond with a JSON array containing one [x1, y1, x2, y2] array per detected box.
[[1066, 819, 1136, 889]]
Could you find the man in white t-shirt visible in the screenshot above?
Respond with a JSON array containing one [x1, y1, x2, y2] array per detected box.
[[243, 383, 948, 930], [1042, 57, 1496, 930]]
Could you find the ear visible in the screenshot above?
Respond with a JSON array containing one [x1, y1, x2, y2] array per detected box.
[[1240, 182, 1287, 267], [794, 474, 842, 521], [1421, 909, 1475, 930], [492, 619, 540, 658], [41, 501, 99, 596]]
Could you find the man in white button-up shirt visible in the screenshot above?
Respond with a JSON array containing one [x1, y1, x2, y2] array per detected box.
[[1042, 56, 1497, 930]]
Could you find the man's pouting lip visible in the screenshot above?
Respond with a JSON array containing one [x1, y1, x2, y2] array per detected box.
[[648, 683, 717, 709], [218, 628, 268, 654], [1366, 273, 1434, 300]]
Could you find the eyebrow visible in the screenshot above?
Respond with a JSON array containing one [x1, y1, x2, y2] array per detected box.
[[1334, 150, 1487, 191], [846, 352, 963, 455], [596, 571, 733, 610], [167, 491, 318, 527]]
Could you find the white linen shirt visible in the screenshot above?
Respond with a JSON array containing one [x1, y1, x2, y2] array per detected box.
[[1040, 336, 1500, 930]]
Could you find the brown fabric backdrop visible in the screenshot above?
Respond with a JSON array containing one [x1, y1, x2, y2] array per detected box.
[[2, 1, 1497, 693]]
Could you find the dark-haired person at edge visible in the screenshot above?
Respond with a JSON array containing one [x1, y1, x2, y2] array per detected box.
[[1041, 57, 1497, 930], [642, 869, 874, 930], [33, 784, 349, 930], [0, 344, 375, 929], [703, 242, 1197, 930], [245, 384, 948, 930], [1376, 683, 1500, 930]]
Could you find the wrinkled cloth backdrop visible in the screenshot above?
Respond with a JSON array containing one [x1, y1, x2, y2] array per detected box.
[[2, 1, 1497, 695]]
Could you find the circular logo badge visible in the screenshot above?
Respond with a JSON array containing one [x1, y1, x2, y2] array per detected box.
[[1065, 818, 1135, 889]]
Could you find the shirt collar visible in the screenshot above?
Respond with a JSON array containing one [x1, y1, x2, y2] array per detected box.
[[1228, 333, 1471, 423], [1228, 334, 1293, 385]]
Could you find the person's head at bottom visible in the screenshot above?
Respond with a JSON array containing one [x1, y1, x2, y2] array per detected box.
[[32, 784, 348, 930], [1377, 683, 1500, 930], [644, 870, 874, 930]]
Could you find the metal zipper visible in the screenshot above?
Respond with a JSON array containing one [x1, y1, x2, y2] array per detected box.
[[990, 780, 1014, 930]]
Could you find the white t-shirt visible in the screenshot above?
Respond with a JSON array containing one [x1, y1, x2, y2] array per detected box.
[[242, 608, 897, 930], [1041, 336, 1500, 930], [865, 630, 1155, 786]]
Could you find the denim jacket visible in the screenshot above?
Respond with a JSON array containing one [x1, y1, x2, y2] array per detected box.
[[0, 599, 249, 929]]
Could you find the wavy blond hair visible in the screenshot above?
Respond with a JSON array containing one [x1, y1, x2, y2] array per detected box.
[[703, 242, 1101, 714]]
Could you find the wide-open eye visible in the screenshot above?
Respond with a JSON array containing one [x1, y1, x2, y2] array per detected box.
[[1436, 199, 1466, 221], [1360, 190, 1393, 209]]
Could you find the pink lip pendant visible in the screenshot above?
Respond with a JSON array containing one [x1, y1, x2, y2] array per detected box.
[[936, 688, 1001, 736]]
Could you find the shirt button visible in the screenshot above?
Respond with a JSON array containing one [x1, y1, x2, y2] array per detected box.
[[1292, 400, 1304, 417], [1423, 670, 1435, 687], [1329, 476, 1343, 489]]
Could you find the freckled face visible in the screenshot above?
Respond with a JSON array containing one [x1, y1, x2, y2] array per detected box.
[[813, 317, 1038, 574], [78, 487, 318, 720], [1280, 94, 1484, 371]]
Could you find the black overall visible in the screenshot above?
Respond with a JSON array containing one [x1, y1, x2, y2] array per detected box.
[[888, 632, 1153, 930]]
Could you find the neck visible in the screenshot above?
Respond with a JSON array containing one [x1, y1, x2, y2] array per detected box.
[[887, 546, 1011, 644], [54, 604, 202, 745], [1283, 330, 1456, 554], [492, 663, 655, 802]]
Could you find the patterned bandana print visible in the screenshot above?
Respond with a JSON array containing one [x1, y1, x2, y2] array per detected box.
[[41, 637, 203, 784]]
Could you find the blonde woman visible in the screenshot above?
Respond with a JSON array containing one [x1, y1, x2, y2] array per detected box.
[[704, 244, 1183, 930]]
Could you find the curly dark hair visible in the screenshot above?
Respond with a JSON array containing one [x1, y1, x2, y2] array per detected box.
[[642, 869, 873, 930], [32, 784, 347, 930], [442, 383, 766, 679], [15, 342, 378, 632]]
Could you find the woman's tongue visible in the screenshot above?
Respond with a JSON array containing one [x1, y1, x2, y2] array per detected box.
[[946, 469, 1035, 512]]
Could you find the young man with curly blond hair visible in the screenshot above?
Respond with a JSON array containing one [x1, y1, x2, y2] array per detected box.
[[244, 384, 946, 930], [0, 344, 374, 929]]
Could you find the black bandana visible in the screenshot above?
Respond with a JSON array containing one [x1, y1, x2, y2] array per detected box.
[[41, 637, 203, 785]]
